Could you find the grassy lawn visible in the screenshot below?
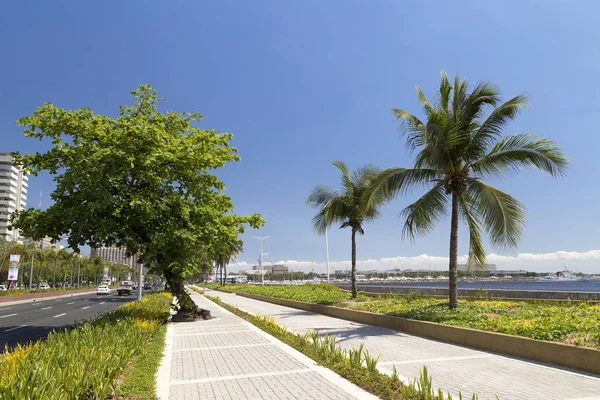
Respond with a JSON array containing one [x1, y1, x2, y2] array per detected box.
[[216, 284, 600, 348], [112, 324, 167, 400]]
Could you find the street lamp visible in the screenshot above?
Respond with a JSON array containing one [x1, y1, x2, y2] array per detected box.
[[307, 201, 331, 282], [252, 236, 270, 285]]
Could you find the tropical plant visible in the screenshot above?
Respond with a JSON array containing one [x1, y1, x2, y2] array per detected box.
[[214, 238, 243, 286], [375, 71, 568, 308], [307, 161, 391, 298]]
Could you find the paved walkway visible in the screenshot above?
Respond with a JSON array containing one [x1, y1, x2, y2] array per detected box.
[[157, 290, 378, 400], [207, 289, 600, 400]]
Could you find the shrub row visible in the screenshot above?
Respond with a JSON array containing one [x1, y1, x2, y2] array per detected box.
[[215, 283, 600, 348], [0, 292, 172, 399], [204, 293, 487, 400]]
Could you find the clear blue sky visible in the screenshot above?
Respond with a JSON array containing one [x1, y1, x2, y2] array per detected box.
[[1, 1, 599, 272]]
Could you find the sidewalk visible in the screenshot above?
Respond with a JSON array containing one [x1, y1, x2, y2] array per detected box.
[[208, 289, 600, 400], [157, 290, 378, 400]]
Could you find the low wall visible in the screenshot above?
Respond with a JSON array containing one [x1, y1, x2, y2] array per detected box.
[[337, 284, 600, 301], [0, 288, 95, 303], [234, 291, 600, 376]]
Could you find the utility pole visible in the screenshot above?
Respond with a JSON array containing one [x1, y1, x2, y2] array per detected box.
[[28, 247, 34, 290], [253, 236, 270, 286], [137, 263, 143, 301]]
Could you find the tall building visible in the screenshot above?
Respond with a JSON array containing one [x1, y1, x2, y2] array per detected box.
[[252, 264, 289, 273], [0, 153, 28, 243], [90, 246, 137, 267]]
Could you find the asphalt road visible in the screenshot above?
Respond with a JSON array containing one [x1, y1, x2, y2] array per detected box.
[[0, 291, 141, 349]]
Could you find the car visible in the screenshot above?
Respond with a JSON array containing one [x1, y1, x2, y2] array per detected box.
[[143, 283, 152, 290], [0, 285, 7, 291], [38, 283, 51, 290], [97, 285, 111, 295]]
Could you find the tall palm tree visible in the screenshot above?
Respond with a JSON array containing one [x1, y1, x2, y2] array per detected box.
[[375, 72, 568, 308], [307, 161, 390, 298], [214, 238, 243, 286]]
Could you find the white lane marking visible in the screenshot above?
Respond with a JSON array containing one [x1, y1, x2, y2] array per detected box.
[[99, 302, 105, 305], [41, 306, 52, 310], [66, 302, 75, 305], [81, 306, 90, 310], [3, 325, 27, 333], [53, 313, 66, 318], [0, 313, 17, 319], [0, 307, 12, 312], [112, 299, 116, 301], [55, 299, 63, 302]]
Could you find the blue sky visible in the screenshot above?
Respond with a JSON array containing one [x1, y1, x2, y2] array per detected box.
[[1, 1, 599, 273]]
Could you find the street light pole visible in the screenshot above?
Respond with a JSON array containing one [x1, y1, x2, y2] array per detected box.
[[28, 249, 34, 290], [253, 236, 270, 286]]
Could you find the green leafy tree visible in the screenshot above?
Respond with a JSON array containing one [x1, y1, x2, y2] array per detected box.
[[375, 72, 568, 308], [11, 85, 262, 312], [307, 161, 390, 298]]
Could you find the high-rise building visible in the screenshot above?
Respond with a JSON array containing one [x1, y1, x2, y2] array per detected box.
[[0, 153, 28, 243], [90, 246, 137, 267]]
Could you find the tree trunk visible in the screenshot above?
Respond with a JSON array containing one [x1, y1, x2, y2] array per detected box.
[[223, 263, 227, 286], [449, 189, 459, 309], [351, 228, 357, 299], [36, 263, 41, 289]]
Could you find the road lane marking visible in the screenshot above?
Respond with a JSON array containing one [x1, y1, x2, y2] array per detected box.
[[0, 313, 17, 319], [41, 306, 52, 310], [99, 302, 105, 305], [54, 313, 66, 318], [112, 299, 116, 301], [3, 325, 27, 333], [66, 302, 75, 305], [0, 307, 12, 311], [81, 306, 90, 310]]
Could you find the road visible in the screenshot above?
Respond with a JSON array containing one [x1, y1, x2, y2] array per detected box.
[[0, 291, 140, 349]]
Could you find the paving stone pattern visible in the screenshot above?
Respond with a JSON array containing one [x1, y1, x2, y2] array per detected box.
[[211, 289, 600, 400], [167, 292, 375, 400]]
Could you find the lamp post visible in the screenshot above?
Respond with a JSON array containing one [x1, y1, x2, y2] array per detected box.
[[252, 236, 270, 285], [307, 201, 331, 282]]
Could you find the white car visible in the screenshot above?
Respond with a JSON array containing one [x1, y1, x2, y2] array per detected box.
[[97, 285, 111, 295], [38, 283, 51, 290], [0, 285, 7, 291]]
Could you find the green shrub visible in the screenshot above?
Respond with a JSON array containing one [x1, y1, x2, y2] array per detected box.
[[0, 292, 172, 399]]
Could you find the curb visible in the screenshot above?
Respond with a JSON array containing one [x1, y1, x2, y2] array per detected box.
[[233, 291, 600, 376], [0, 289, 96, 306]]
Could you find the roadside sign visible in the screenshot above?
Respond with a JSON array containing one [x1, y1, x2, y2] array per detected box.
[[8, 254, 20, 281]]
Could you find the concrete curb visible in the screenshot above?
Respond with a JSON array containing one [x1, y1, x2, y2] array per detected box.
[[0, 289, 96, 306], [233, 291, 600, 376], [155, 297, 178, 400]]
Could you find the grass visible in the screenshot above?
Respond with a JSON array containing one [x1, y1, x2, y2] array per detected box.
[[0, 292, 172, 399], [217, 284, 600, 348], [112, 324, 167, 400], [204, 293, 485, 400]]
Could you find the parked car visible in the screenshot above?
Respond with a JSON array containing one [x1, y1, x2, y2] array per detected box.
[[0, 285, 7, 291], [38, 283, 51, 290], [143, 283, 152, 291], [96, 285, 111, 295]]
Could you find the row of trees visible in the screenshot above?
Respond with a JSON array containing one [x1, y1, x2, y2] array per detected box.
[[0, 237, 123, 289], [308, 72, 568, 308], [10, 85, 263, 314]]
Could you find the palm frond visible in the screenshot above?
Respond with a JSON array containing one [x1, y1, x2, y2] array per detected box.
[[332, 160, 353, 194], [466, 179, 524, 248], [470, 133, 568, 178], [416, 86, 433, 114], [438, 70, 452, 112], [466, 94, 529, 158], [312, 195, 352, 235], [391, 108, 426, 152], [306, 184, 336, 208], [369, 167, 440, 202], [458, 191, 486, 268], [401, 183, 449, 241]]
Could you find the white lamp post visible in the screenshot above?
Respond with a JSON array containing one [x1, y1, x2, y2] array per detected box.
[[252, 236, 270, 285]]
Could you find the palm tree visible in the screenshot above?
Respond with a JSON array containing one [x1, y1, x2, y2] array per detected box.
[[307, 161, 390, 298], [375, 72, 568, 308], [214, 239, 243, 286]]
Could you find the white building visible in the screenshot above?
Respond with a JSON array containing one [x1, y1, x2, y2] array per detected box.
[[90, 246, 137, 267], [0, 153, 28, 243]]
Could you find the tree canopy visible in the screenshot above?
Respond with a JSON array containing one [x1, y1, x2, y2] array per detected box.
[[11, 85, 263, 310]]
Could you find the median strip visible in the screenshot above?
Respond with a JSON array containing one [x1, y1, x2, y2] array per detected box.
[[54, 313, 66, 318]]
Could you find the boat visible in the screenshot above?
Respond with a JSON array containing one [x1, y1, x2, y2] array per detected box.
[[536, 267, 589, 282]]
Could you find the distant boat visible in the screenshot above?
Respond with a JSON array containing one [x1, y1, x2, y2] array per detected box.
[[537, 267, 589, 282]]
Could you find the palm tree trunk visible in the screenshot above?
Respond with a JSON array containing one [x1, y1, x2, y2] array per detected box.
[[224, 263, 227, 286], [449, 189, 459, 309], [351, 228, 357, 298]]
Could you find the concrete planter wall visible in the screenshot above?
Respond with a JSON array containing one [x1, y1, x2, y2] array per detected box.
[[337, 284, 600, 301], [0, 288, 95, 303], [235, 291, 600, 376]]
